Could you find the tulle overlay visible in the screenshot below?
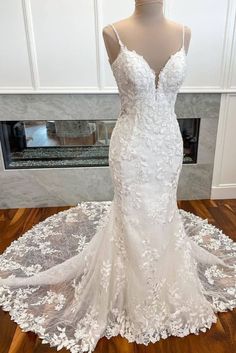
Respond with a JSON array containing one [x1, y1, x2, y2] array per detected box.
[[1, 22, 236, 353], [0, 201, 236, 353]]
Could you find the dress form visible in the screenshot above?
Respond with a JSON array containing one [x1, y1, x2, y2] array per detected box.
[[103, 0, 191, 76]]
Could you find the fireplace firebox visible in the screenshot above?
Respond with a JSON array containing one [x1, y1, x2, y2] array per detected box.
[[0, 118, 200, 169]]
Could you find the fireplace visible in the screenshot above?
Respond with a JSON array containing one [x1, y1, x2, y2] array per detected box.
[[0, 118, 200, 169]]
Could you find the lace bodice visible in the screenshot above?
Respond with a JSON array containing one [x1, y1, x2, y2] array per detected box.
[[109, 23, 187, 115]]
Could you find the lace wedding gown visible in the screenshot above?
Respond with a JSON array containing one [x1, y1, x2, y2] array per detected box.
[[1, 22, 236, 353]]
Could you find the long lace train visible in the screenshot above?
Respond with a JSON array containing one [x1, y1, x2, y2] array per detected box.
[[0, 201, 236, 353]]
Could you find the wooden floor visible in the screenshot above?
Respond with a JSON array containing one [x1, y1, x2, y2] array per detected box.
[[0, 199, 236, 353]]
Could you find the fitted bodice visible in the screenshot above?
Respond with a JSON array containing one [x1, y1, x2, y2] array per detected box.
[[109, 23, 187, 117]]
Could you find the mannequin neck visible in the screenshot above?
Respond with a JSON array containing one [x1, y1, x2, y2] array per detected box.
[[133, 1, 165, 21]]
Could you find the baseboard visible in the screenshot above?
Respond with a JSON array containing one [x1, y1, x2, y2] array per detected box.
[[211, 184, 236, 199]]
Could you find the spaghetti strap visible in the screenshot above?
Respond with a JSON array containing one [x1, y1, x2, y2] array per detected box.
[[182, 24, 185, 48], [110, 23, 124, 48]]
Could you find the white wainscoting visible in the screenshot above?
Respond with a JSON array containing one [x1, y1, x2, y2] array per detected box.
[[211, 94, 236, 199], [0, 0, 33, 89], [30, 0, 98, 90], [165, 0, 234, 92], [0, 0, 235, 93]]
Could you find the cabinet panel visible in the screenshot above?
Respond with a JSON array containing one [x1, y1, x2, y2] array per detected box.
[[219, 95, 236, 184], [0, 0, 32, 88], [30, 0, 98, 88], [166, 0, 229, 89]]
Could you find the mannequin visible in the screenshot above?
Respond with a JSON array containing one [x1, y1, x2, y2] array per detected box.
[[103, 0, 191, 78]]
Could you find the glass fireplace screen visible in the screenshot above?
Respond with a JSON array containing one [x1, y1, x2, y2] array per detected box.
[[0, 119, 200, 169]]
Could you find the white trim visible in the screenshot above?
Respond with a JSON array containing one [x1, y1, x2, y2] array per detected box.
[[93, 0, 103, 89], [226, 0, 236, 88], [22, 0, 40, 89], [94, 0, 105, 91], [1, 87, 236, 94], [211, 185, 236, 199], [219, 0, 235, 88]]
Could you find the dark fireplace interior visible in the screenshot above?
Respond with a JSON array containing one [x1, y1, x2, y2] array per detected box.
[[0, 118, 200, 169]]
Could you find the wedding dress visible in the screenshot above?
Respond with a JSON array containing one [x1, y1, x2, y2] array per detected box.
[[0, 22, 236, 353]]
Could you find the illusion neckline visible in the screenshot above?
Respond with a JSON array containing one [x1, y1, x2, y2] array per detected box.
[[110, 44, 186, 91]]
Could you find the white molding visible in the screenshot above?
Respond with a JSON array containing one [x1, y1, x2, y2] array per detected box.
[[94, 0, 106, 90], [180, 87, 236, 93], [211, 185, 236, 199], [22, 0, 40, 89], [226, 0, 236, 88], [1, 87, 236, 94], [93, 0, 103, 89], [218, 0, 235, 88]]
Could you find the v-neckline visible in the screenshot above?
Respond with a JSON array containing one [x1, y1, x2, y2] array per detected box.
[[110, 44, 186, 92]]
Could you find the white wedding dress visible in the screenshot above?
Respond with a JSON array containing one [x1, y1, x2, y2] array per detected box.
[[1, 23, 236, 353]]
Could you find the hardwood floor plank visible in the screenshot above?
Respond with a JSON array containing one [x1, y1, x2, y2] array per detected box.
[[189, 200, 213, 220], [0, 312, 17, 353], [8, 328, 37, 353]]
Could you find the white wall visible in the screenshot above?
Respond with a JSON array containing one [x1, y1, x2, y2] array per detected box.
[[0, 0, 235, 93]]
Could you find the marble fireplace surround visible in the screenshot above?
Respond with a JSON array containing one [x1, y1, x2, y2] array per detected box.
[[0, 93, 220, 209]]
